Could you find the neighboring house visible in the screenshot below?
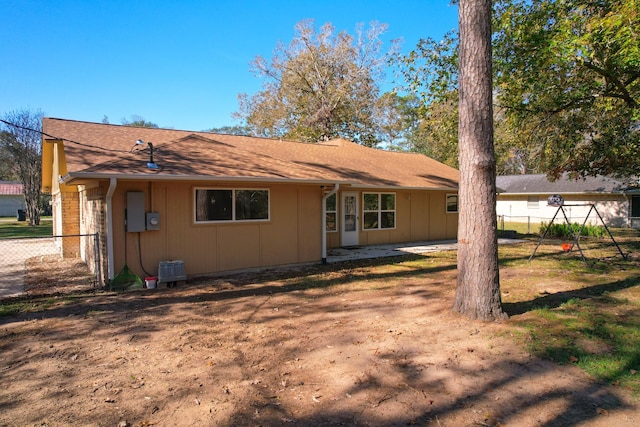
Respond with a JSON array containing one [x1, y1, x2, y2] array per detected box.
[[496, 174, 640, 229], [41, 118, 459, 285], [0, 181, 24, 217]]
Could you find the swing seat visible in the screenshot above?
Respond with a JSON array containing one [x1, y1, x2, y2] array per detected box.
[[561, 243, 574, 252]]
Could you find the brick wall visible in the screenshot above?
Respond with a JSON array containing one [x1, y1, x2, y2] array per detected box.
[[79, 185, 107, 284], [59, 190, 80, 257]]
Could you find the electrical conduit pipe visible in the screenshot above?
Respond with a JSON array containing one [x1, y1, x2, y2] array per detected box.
[[106, 178, 117, 281]]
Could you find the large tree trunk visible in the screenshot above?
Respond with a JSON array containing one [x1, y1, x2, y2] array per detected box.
[[453, 0, 506, 320]]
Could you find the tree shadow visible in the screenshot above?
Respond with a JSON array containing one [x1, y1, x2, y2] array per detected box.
[[503, 275, 640, 316]]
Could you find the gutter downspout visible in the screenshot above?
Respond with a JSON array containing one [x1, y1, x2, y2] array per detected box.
[[106, 178, 117, 281], [321, 183, 339, 264]]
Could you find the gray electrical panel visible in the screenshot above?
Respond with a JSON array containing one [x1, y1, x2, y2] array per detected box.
[[126, 192, 146, 232]]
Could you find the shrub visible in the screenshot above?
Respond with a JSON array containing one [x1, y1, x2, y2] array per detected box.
[[539, 222, 606, 238]]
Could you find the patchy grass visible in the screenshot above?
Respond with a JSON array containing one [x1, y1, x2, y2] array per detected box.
[[2, 227, 639, 400], [498, 220, 542, 236], [0, 217, 53, 238], [0, 297, 58, 316], [500, 230, 640, 395], [514, 296, 640, 395]]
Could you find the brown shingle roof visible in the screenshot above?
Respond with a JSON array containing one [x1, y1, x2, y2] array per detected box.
[[43, 118, 459, 189]]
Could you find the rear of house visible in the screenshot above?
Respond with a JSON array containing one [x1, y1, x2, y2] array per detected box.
[[42, 118, 459, 285]]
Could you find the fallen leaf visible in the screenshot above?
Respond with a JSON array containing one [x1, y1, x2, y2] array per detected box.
[[569, 356, 579, 363], [596, 407, 609, 416]]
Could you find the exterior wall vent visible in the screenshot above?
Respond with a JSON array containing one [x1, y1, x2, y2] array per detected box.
[[158, 260, 187, 283]]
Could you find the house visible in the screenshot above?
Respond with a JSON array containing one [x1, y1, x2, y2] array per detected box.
[[41, 118, 459, 285], [0, 181, 25, 217], [496, 174, 640, 229]]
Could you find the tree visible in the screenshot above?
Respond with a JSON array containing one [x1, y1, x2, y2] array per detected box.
[[121, 115, 159, 128], [407, 92, 460, 167], [0, 109, 44, 226], [453, 0, 506, 320], [236, 20, 395, 146], [494, 0, 640, 179], [394, 0, 639, 179], [0, 138, 18, 181], [206, 124, 252, 136]]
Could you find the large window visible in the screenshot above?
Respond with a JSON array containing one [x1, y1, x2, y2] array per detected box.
[[363, 192, 395, 230], [195, 188, 269, 222], [446, 194, 458, 213], [325, 193, 337, 232]]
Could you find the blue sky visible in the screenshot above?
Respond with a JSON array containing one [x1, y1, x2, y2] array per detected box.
[[1, 0, 457, 131]]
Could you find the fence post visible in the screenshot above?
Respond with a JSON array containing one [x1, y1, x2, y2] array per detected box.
[[527, 216, 531, 234]]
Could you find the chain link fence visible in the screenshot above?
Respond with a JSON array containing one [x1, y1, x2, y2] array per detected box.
[[0, 233, 101, 299], [497, 214, 604, 234]]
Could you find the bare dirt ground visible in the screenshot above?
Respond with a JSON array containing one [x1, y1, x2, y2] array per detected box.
[[1, 253, 638, 427]]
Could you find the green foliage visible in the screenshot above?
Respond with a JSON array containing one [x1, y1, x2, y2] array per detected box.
[[206, 125, 252, 136], [393, 0, 640, 178], [539, 221, 607, 238], [236, 20, 395, 146], [494, 0, 640, 179], [121, 115, 159, 128]]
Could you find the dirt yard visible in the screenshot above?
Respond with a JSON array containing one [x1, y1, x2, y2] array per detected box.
[[1, 252, 638, 426]]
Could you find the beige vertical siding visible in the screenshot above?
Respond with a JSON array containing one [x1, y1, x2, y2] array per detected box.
[[331, 189, 458, 248], [69, 179, 457, 280], [108, 181, 325, 278], [409, 192, 429, 241]]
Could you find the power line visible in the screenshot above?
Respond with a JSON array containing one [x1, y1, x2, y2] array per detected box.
[[0, 118, 132, 153]]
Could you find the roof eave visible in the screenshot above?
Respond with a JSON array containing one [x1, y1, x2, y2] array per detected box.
[[61, 172, 355, 187], [60, 172, 458, 191]]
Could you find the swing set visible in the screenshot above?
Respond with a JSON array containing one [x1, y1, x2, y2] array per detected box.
[[529, 195, 627, 267]]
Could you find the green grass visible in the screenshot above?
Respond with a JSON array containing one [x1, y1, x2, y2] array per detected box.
[[498, 220, 540, 236], [0, 217, 53, 238], [518, 296, 640, 394], [0, 297, 58, 316], [500, 230, 640, 396]]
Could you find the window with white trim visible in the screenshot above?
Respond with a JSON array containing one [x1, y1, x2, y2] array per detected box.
[[363, 192, 395, 230], [446, 194, 458, 213], [195, 188, 269, 222], [325, 193, 337, 232], [527, 196, 539, 209]]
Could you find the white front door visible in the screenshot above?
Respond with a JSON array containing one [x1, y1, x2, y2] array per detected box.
[[341, 192, 359, 247]]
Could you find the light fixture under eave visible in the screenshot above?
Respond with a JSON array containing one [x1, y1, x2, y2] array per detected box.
[[136, 139, 159, 170]]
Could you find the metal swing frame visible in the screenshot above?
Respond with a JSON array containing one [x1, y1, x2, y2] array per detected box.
[[529, 203, 626, 267]]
